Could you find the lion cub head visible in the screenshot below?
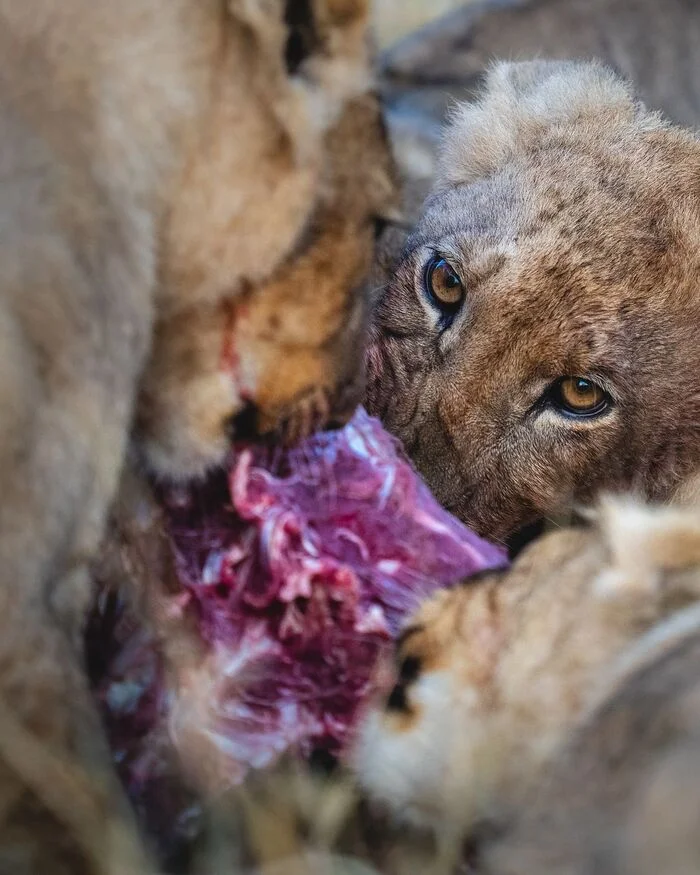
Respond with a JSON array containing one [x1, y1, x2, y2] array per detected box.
[[351, 498, 700, 845], [368, 60, 700, 541]]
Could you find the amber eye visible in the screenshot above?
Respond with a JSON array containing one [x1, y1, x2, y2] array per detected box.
[[424, 256, 464, 312], [552, 376, 609, 417]]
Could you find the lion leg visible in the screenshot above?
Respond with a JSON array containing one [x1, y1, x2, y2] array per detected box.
[[0, 271, 153, 871]]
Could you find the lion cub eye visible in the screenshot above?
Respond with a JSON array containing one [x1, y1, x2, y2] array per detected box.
[[424, 256, 464, 313], [552, 376, 609, 417]]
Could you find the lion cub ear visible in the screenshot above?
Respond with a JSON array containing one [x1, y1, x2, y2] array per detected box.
[[437, 60, 640, 188]]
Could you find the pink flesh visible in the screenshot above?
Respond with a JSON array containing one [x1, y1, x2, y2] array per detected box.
[[88, 408, 507, 843]]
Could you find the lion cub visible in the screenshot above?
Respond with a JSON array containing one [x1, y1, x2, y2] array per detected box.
[[352, 499, 700, 864], [367, 59, 700, 542], [488, 600, 700, 875]]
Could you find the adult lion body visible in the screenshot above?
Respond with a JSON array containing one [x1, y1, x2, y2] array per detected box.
[[0, 1, 394, 870]]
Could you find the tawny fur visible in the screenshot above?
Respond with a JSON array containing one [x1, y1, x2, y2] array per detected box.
[[0, 0, 394, 869], [367, 60, 700, 541], [352, 498, 700, 862], [488, 595, 700, 875]]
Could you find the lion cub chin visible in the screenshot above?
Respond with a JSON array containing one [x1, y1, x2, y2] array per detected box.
[[367, 58, 700, 542], [351, 498, 700, 851]]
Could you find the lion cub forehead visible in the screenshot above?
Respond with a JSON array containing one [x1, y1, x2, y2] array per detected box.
[[437, 60, 665, 190], [420, 173, 523, 238], [411, 175, 526, 276]]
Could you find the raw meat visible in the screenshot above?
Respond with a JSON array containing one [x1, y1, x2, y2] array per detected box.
[[89, 408, 506, 834]]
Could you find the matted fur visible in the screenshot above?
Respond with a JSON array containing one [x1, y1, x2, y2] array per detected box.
[[0, 0, 395, 869], [367, 59, 700, 541], [352, 498, 700, 871]]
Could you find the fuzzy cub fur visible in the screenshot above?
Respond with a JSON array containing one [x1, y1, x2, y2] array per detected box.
[[0, 0, 394, 870], [368, 59, 700, 542], [352, 498, 700, 872]]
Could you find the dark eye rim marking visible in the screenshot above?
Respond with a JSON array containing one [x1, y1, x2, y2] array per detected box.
[[546, 375, 613, 419], [423, 254, 465, 326], [372, 215, 390, 242]]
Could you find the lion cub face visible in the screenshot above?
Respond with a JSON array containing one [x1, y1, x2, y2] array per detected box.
[[368, 60, 700, 540]]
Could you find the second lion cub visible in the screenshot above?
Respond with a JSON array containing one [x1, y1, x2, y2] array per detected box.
[[353, 498, 700, 872]]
